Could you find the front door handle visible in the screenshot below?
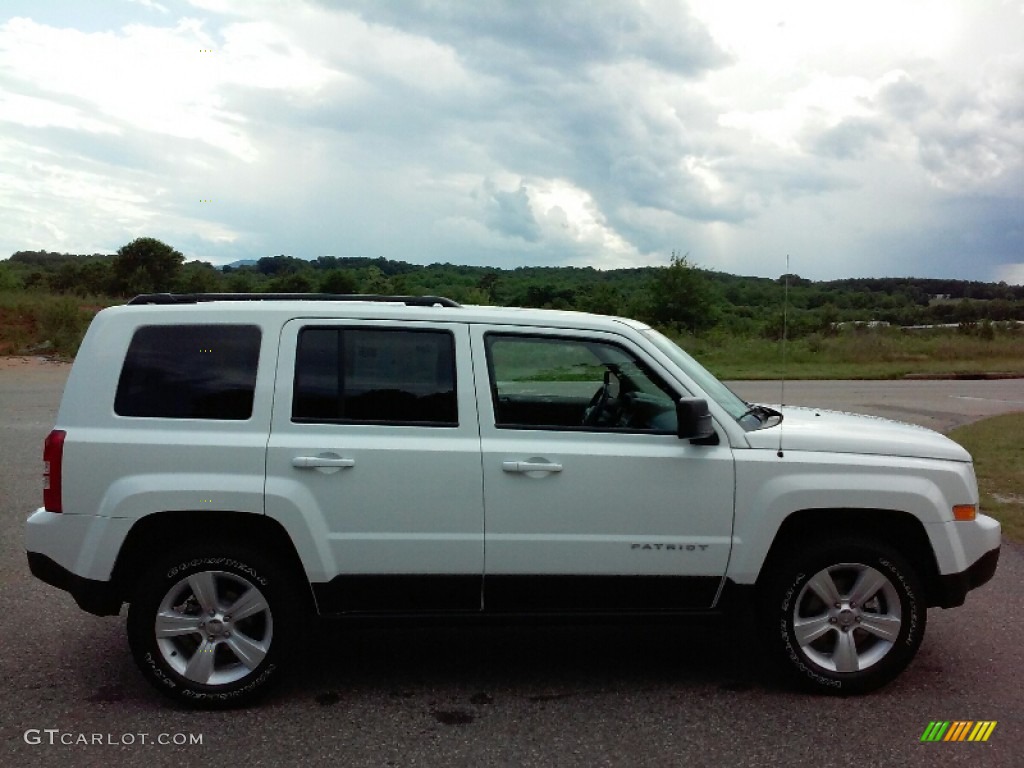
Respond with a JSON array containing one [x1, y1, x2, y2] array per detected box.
[[292, 456, 355, 469], [502, 460, 563, 474]]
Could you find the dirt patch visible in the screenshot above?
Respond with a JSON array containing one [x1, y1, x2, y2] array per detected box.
[[0, 355, 71, 372], [993, 493, 1024, 506]]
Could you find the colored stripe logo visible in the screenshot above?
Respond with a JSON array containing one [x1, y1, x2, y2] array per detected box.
[[921, 721, 997, 742]]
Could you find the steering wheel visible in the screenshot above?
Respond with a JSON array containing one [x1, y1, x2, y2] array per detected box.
[[582, 373, 613, 426]]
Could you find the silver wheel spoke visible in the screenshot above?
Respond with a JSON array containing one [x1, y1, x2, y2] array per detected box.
[[224, 632, 268, 670], [155, 610, 204, 638], [183, 639, 218, 683], [794, 614, 834, 646], [188, 572, 220, 614], [806, 570, 841, 606], [227, 587, 268, 622], [848, 567, 888, 607], [858, 613, 902, 642], [832, 630, 860, 673], [156, 569, 274, 687], [793, 560, 906, 676]]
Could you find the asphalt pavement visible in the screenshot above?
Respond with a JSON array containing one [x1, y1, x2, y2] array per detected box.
[[1, 360, 1021, 768]]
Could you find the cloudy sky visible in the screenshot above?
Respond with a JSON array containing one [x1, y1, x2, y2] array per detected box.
[[1, 0, 1022, 282]]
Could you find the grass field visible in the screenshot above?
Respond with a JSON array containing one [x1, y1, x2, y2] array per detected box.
[[948, 414, 1024, 542], [679, 328, 1024, 380]]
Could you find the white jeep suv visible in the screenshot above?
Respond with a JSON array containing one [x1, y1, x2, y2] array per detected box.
[[25, 293, 1001, 706]]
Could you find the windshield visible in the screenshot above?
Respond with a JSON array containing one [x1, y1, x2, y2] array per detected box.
[[642, 329, 753, 424]]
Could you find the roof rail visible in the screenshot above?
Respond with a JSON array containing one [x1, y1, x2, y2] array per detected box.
[[127, 293, 462, 308]]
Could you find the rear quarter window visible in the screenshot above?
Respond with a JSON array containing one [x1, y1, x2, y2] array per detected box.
[[292, 327, 457, 426], [114, 324, 261, 419]]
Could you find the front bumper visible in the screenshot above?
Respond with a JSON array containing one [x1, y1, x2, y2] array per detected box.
[[931, 545, 1000, 608]]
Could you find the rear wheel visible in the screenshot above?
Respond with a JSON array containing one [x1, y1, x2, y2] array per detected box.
[[762, 538, 926, 694], [128, 547, 298, 707]]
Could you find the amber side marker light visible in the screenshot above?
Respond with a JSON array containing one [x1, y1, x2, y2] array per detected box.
[[952, 504, 977, 522]]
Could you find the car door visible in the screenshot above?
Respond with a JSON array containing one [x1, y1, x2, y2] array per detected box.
[[265, 319, 484, 613], [472, 325, 735, 612]]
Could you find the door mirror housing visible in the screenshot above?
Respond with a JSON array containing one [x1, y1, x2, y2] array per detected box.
[[676, 398, 716, 442]]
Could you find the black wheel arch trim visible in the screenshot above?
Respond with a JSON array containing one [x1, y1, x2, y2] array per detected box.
[[756, 508, 944, 601], [110, 509, 316, 614]]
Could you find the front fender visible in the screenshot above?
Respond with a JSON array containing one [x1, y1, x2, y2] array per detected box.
[[727, 450, 977, 584]]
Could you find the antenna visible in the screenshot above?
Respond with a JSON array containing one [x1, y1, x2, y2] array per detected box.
[[777, 255, 789, 458]]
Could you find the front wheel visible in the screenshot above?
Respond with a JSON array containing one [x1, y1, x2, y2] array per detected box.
[[127, 547, 297, 707], [761, 539, 926, 694]]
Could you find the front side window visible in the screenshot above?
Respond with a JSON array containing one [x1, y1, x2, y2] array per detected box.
[[115, 324, 261, 419], [293, 327, 457, 426], [485, 334, 677, 432]]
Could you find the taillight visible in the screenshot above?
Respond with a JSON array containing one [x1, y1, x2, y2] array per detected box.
[[43, 429, 66, 513]]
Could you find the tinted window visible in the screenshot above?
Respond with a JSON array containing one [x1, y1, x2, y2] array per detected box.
[[486, 334, 677, 432], [293, 328, 457, 425], [115, 325, 261, 419]]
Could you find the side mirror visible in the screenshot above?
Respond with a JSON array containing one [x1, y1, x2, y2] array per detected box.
[[676, 398, 717, 443]]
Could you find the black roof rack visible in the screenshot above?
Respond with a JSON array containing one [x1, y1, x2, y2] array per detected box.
[[127, 293, 462, 308]]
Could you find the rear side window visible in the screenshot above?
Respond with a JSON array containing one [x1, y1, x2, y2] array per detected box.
[[293, 327, 457, 426], [115, 325, 261, 420]]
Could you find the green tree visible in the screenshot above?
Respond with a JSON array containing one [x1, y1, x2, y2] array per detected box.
[[226, 270, 257, 293], [477, 272, 500, 301], [646, 251, 721, 333], [578, 283, 622, 316], [360, 266, 392, 294], [175, 261, 222, 293], [956, 299, 978, 333], [79, 260, 113, 296], [320, 269, 360, 294], [267, 272, 314, 292], [112, 237, 184, 295], [48, 261, 83, 294]]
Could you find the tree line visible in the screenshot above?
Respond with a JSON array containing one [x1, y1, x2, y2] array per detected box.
[[2, 239, 1023, 339]]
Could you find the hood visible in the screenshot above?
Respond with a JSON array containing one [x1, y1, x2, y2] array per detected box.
[[744, 406, 971, 462]]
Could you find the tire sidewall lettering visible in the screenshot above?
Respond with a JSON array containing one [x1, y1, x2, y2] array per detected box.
[[878, 557, 920, 646], [165, 558, 268, 586]]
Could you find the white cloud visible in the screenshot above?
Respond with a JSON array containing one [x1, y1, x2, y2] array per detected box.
[[528, 178, 641, 268], [128, 0, 170, 13], [0, 91, 118, 134], [0, 133, 241, 254], [0, 0, 1021, 282], [996, 263, 1024, 286]]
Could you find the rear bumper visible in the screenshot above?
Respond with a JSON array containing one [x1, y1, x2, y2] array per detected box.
[[27, 552, 122, 616], [931, 545, 1000, 608]]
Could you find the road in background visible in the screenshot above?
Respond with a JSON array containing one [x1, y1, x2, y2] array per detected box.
[[729, 378, 1024, 432], [1, 359, 1021, 768]]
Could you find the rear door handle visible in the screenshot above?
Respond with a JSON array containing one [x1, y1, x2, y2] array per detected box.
[[292, 456, 355, 469], [502, 460, 563, 474]]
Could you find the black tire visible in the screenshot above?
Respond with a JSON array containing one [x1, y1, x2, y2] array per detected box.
[[761, 538, 926, 695], [127, 546, 298, 708]]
